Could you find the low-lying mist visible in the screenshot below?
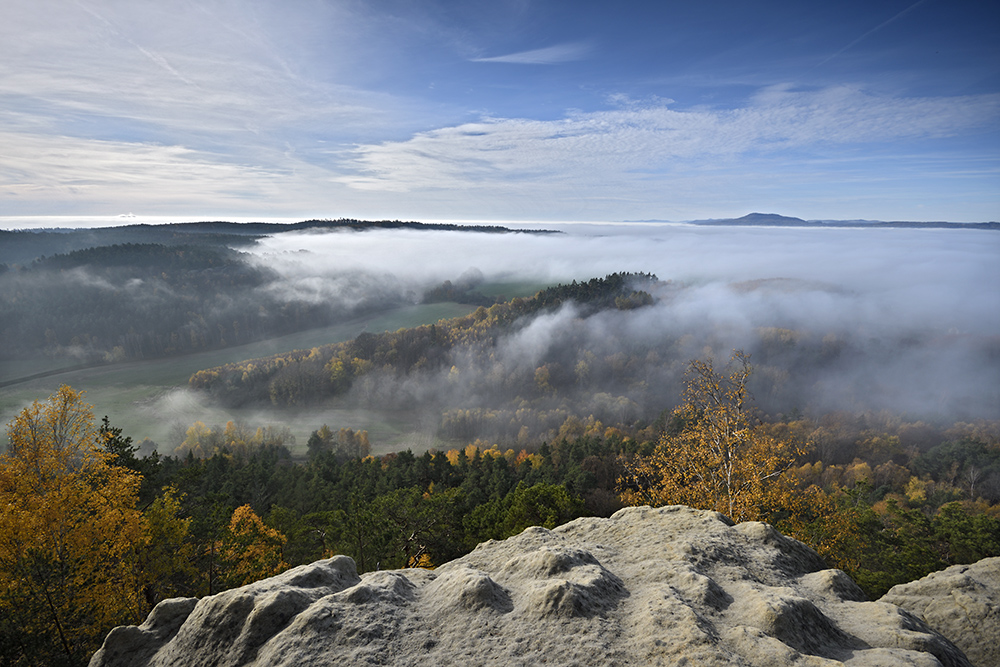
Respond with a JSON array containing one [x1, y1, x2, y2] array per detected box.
[[234, 224, 999, 430], [31, 222, 993, 455]]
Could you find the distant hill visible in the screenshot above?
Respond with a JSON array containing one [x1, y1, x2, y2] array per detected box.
[[162, 218, 559, 235], [690, 212, 1000, 230], [0, 219, 559, 267]]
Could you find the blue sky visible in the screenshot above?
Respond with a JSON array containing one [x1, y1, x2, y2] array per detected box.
[[1, 0, 998, 222]]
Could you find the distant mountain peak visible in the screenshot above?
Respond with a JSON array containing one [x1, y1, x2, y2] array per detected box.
[[733, 212, 808, 225]]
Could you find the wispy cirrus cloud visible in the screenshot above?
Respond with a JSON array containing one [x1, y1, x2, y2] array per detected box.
[[0, 130, 338, 215], [1, 0, 997, 221], [0, 3, 401, 142], [339, 86, 1000, 191], [470, 42, 593, 64]]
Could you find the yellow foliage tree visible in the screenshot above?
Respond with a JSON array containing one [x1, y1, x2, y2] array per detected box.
[[218, 505, 288, 589], [0, 386, 145, 665], [619, 351, 805, 522]]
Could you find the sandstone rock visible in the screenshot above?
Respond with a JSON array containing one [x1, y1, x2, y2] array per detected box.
[[882, 557, 1000, 667], [91, 506, 973, 667]]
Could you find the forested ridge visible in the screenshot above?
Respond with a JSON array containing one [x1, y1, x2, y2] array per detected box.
[[0, 242, 407, 363], [0, 218, 553, 267], [189, 272, 659, 409]]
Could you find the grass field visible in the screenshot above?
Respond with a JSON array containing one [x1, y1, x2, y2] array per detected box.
[[0, 302, 478, 456]]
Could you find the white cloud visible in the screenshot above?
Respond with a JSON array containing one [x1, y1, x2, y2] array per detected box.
[[325, 86, 998, 221], [340, 88, 1000, 193], [0, 130, 338, 214], [470, 42, 593, 64]]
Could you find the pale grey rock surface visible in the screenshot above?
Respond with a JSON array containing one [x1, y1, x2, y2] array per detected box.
[[90, 506, 974, 667], [882, 557, 1000, 667]]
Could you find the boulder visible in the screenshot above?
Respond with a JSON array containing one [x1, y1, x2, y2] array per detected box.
[[91, 506, 972, 666], [882, 557, 999, 667]]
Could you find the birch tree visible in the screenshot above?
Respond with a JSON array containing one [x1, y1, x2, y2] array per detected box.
[[619, 351, 803, 522]]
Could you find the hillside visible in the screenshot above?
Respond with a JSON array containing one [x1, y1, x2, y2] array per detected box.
[[690, 213, 1000, 230], [0, 219, 557, 268], [187, 272, 660, 410]]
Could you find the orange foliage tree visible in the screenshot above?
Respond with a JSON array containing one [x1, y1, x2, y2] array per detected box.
[[218, 505, 288, 589], [619, 351, 805, 522], [0, 386, 145, 666]]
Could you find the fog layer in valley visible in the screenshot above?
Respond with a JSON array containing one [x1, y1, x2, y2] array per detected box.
[[253, 224, 998, 332], [6, 222, 995, 453], [243, 224, 998, 424]]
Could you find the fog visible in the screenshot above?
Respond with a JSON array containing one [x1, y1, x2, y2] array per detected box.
[[9, 222, 992, 454], [251, 224, 998, 334], [243, 224, 999, 424]]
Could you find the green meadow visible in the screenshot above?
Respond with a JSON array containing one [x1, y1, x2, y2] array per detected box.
[[0, 302, 479, 456]]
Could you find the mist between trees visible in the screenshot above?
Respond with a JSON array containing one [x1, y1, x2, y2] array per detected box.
[[0, 243, 412, 364], [3, 225, 998, 449], [3, 366, 999, 665], [184, 270, 998, 455]]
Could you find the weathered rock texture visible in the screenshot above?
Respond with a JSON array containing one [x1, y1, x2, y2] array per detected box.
[[882, 557, 999, 667], [91, 506, 975, 666]]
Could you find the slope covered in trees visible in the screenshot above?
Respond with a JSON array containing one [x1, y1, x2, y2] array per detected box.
[[0, 242, 417, 365], [189, 272, 660, 409], [0, 220, 557, 370], [3, 379, 999, 665]]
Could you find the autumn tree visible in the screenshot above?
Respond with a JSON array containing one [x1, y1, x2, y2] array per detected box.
[[336, 428, 370, 460], [218, 505, 288, 589], [307, 426, 371, 462], [0, 386, 145, 666], [619, 351, 804, 522]]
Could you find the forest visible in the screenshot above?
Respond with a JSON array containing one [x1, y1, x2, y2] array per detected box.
[[2, 366, 998, 666], [0, 242, 403, 363], [1, 226, 997, 666]]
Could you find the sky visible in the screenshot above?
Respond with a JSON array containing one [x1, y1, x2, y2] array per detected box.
[[1, 0, 998, 223]]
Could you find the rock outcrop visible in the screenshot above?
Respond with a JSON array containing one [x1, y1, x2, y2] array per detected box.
[[91, 506, 976, 666], [882, 557, 999, 667]]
